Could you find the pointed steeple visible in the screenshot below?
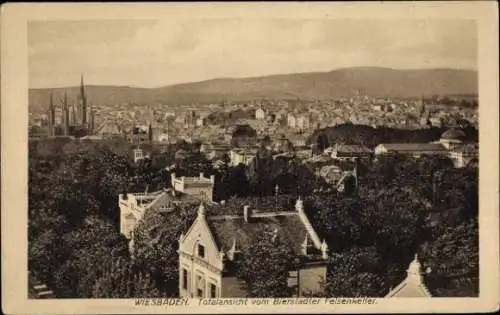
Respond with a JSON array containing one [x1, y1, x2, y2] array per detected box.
[[72, 100, 77, 125], [407, 253, 423, 283], [48, 92, 55, 136], [321, 239, 328, 260], [197, 203, 206, 218], [80, 74, 87, 125], [295, 196, 304, 213]]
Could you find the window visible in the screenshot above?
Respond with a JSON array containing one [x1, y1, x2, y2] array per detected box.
[[197, 244, 205, 258], [182, 269, 188, 290], [196, 275, 204, 297], [210, 283, 217, 298]]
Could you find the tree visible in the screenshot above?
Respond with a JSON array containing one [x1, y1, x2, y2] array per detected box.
[[420, 218, 478, 297], [325, 246, 387, 297], [311, 196, 363, 251], [133, 200, 198, 297], [236, 227, 296, 297]]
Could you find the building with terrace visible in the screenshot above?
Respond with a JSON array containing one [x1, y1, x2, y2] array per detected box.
[[177, 198, 328, 298], [171, 173, 215, 202], [119, 189, 177, 249]]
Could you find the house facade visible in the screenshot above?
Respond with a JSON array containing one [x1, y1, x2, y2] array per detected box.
[[229, 148, 258, 166], [255, 106, 266, 120], [296, 115, 311, 130], [178, 198, 329, 298]]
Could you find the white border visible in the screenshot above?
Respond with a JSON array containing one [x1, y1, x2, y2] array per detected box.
[[1, 2, 499, 314]]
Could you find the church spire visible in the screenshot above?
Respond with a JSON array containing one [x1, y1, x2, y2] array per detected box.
[[48, 91, 55, 137], [80, 74, 87, 125]]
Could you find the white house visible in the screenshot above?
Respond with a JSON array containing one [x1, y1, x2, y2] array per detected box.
[[171, 173, 215, 202], [287, 114, 297, 128], [178, 198, 329, 298], [229, 148, 258, 166], [119, 189, 175, 247], [255, 106, 266, 120], [296, 115, 311, 130]]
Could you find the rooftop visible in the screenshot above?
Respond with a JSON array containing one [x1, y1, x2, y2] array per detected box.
[[441, 128, 466, 140], [207, 213, 313, 257], [334, 144, 373, 154], [378, 143, 447, 152]]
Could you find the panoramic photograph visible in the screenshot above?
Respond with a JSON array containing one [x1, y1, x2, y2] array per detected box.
[[27, 18, 479, 299]]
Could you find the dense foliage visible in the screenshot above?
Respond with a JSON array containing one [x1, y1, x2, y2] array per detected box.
[[304, 154, 478, 297], [28, 134, 478, 298]]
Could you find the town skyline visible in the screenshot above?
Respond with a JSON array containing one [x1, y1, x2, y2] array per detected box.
[[29, 19, 477, 89]]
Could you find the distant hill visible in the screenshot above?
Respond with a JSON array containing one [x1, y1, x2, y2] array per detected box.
[[29, 67, 477, 111]]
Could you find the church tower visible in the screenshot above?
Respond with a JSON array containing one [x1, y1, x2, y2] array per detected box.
[[89, 107, 95, 135], [419, 95, 429, 126], [79, 74, 87, 126], [63, 92, 70, 136], [47, 92, 55, 137], [71, 101, 77, 126]]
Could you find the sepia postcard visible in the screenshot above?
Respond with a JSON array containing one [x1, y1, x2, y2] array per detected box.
[[1, 2, 499, 314]]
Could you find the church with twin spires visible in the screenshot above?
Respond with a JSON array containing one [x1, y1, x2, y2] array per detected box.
[[46, 75, 95, 137]]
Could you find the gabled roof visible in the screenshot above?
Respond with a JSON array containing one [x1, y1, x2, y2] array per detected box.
[[386, 254, 432, 298], [207, 213, 314, 257]]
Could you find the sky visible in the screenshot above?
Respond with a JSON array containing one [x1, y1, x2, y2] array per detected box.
[[28, 19, 477, 89]]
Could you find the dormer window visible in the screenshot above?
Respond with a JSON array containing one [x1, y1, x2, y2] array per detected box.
[[197, 244, 205, 258]]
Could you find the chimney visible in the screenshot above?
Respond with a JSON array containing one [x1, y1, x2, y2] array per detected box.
[[200, 172, 204, 179], [243, 205, 251, 223]]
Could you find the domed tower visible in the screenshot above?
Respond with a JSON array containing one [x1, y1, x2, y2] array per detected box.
[[439, 128, 466, 149]]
